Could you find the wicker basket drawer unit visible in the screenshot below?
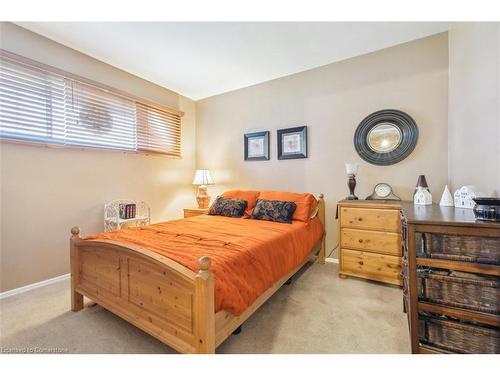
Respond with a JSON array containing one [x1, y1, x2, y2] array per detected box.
[[401, 202, 500, 354], [418, 315, 500, 354], [417, 269, 500, 314], [338, 201, 403, 286], [416, 233, 500, 265]]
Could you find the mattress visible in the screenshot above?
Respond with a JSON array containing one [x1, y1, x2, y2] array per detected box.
[[86, 214, 324, 315]]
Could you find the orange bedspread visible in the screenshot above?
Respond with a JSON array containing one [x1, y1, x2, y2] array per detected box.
[[86, 215, 324, 316]]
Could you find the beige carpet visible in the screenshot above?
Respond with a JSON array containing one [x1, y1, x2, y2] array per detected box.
[[0, 262, 410, 354]]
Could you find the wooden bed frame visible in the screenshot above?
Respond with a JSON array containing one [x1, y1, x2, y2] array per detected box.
[[70, 194, 326, 353]]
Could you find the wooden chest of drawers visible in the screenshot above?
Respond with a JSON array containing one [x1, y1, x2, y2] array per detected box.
[[338, 201, 403, 286]]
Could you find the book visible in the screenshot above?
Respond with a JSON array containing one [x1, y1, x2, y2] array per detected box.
[[119, 203, 137, 219]]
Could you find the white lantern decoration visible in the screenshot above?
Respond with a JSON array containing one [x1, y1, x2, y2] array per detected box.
[[414, 186, 432, 205], [453, 185, 484, 209], [439, 185, 454, 207]]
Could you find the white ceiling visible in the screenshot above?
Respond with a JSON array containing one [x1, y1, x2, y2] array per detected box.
[[17, 22, 449, 100]]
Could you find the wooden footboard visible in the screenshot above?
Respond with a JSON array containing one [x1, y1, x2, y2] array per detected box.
[[70, 194, 326, 353], [70, 228, 215, 353]]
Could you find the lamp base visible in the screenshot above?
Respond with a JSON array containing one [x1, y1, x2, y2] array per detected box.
[[196, 185, 211, 209], [346, 174, 358, 200], [196, 196, 211, 209]]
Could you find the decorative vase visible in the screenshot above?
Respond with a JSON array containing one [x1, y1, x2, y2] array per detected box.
[[439, 185, 454, 207]]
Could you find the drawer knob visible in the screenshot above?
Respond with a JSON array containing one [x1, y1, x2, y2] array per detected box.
[[358, 239, 363, 243], [358, 217, 363, 221], [359, 261, 364, 265]]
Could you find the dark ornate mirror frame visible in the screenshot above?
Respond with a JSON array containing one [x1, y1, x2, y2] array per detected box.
[[353, 109, 418, 166]]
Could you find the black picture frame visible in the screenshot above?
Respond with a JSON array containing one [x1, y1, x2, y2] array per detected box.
[[277, 126, 307, 160], [354, 109, 418, 166], [244, 131, 270, 161]]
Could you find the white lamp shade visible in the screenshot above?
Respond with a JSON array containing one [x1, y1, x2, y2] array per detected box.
[[192, 169, 215, 185], [345, 163, 358, 175]]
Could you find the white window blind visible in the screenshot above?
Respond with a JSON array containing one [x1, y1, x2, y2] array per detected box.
[[136, 102, 181, 155], [0, 57, 66, 144], [66, 81, 138, 151], [0, 51, 182, 157]]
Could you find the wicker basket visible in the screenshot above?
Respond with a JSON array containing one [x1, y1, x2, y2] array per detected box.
[[419, 315, 500, 354], [416, 233, 500, 265], [418, 271, 500, 314]]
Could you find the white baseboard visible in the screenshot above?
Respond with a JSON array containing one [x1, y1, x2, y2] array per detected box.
[[325, 257, 339, 264], [0, 273, 70, 300]]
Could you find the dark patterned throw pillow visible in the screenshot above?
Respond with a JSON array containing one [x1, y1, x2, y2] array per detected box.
[[208, 196, 248, 218], [250, 199, 297, 224]]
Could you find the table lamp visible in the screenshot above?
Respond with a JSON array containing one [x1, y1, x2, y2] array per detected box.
[[192, 169, 215, 208], [345, 163, 359, 200]]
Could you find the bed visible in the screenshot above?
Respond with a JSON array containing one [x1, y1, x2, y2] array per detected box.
[[70, 193, 325, 353]]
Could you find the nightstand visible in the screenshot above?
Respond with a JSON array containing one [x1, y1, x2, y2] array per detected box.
[[337, 200, 402, 286], [183, 207, 209, 218]]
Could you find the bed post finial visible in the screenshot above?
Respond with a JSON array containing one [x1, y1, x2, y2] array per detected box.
[[318, 193, 324, 199], [198, 256, 211, 272], [71, 226, 81, 238]]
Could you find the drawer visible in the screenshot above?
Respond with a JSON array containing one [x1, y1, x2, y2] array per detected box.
[[419, 315, 500, 354], [340, 207, 400, 232], [340, 248, 402, 285], [416, 232, 500, 265], [341, 228, 401, 256], [417, 269, 500, 314]]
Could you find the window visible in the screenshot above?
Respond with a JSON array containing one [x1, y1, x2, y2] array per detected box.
[[0, 50, 182, 157], [1, 55, 66, 144]]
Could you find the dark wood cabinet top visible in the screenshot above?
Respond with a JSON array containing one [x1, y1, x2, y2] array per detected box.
[[337, 200, 500, 229]]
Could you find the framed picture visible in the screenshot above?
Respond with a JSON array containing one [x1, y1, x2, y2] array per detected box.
[[277, 126, 307, 160], [244, 131, 270, 161]]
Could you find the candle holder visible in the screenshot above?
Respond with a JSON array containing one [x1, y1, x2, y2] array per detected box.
[[345, 163, 359, 200]]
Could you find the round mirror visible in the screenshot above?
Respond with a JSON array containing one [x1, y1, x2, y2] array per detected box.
[[367, 123, 402, 153], [354, 109, 418, 165]]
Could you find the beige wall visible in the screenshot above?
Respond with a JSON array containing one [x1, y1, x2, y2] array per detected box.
[[448, 23, 500, 196], [196, 33, 449, 257], [7, 25, 493, 290], [0, 23, 197, 292]]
